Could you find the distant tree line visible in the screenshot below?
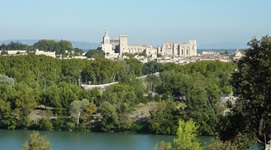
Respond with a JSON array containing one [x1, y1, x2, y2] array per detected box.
[[0, 40, 85, 56]]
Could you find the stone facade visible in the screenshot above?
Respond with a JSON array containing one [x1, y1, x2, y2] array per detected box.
[[158, 40, 197, 57], [100, 28, 197, 59]]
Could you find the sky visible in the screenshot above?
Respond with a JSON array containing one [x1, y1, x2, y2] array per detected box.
[[1, 0, 271, 49]]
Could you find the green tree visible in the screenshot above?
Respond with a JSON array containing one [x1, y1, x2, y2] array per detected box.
[[149, 101, 179, 135], [69, 99, 89, 127], [124, 58, 143, 76], [23, 130, 51, 150], [38, 118, 53, 131], [15, 93, 37, 128], [174, 119, 202, 150], [222, 36, 271, 146], [99, 101, 118, 131], [85, 50, 105, 58], [142, 60, 162, 75], [81, 102, 97, 124], [0, 99, 13, 128]]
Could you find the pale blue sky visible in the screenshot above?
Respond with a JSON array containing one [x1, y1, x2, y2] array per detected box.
[[1, 0, 271, 48]]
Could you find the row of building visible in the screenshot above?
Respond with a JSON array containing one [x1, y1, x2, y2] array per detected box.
[[0, 49, 56, 58], [99, 28, 244, 63], [0, 49, 95, 60], [99, 28, 197, 59]]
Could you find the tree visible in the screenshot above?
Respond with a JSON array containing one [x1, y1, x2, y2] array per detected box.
[[0, 74, 14, 87], [85, 50, 105, 58], [99, 101, 118, 131], [174, 119, 202, 150], [223, 36, 271, 146], [69, 99, 89, 127], [124, 58, 143, 76], [15, 93, 37, 128], [142, 60, 162, 75], [81, 102, 97, 124], [23, 130, 51, 150], [38, 118, 53, 131], [0, 98, 12, 128], [149, 100, 179, 135]]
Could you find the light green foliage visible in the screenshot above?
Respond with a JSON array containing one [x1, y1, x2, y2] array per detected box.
[[69, 99, 89, 126], [174, 119, 202, 150], [0, 74, 14, 87], [23, 130, 51, 150], [153, 141, 172, 150]]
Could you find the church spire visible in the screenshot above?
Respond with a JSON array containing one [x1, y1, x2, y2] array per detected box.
[[105, 27, 109, 37], [103, 27, 110, 44]]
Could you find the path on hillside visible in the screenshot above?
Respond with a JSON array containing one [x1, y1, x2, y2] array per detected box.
[[81, 72, 159, 90]]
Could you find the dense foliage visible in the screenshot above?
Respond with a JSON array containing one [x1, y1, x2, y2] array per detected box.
[[0, 54, 236, 136], [153, 61, 236, 135], [219, 36, 271, 148]]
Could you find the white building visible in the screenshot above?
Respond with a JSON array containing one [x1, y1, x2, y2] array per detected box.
[[5, 50, 27, 55], [231, 49, 244, 61], [200, 50, 220, 56], [34, 49, 56, 58], [100, 28, 197, 59]]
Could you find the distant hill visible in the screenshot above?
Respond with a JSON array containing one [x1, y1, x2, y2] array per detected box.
[[197, 49, 238, 54], [0, 39, 100, 50], [198, 42, 248, 49]]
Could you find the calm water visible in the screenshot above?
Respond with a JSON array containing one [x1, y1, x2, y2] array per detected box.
[[0, 130, 259, 150], [0, 130, 176, 150]]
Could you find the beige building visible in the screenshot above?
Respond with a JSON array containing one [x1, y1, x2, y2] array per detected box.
[[100, 28, 197, 59], [158, 40, 197, 57]]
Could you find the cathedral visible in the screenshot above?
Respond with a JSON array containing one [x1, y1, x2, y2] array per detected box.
[[100, 28, 197, 59]]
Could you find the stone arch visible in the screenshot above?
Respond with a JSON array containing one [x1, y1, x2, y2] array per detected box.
[[186, 47, 190, 56]]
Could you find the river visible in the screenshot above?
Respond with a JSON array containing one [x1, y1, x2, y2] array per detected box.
[[0, 130, 175, 150], [0, 130, 259, 150]]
